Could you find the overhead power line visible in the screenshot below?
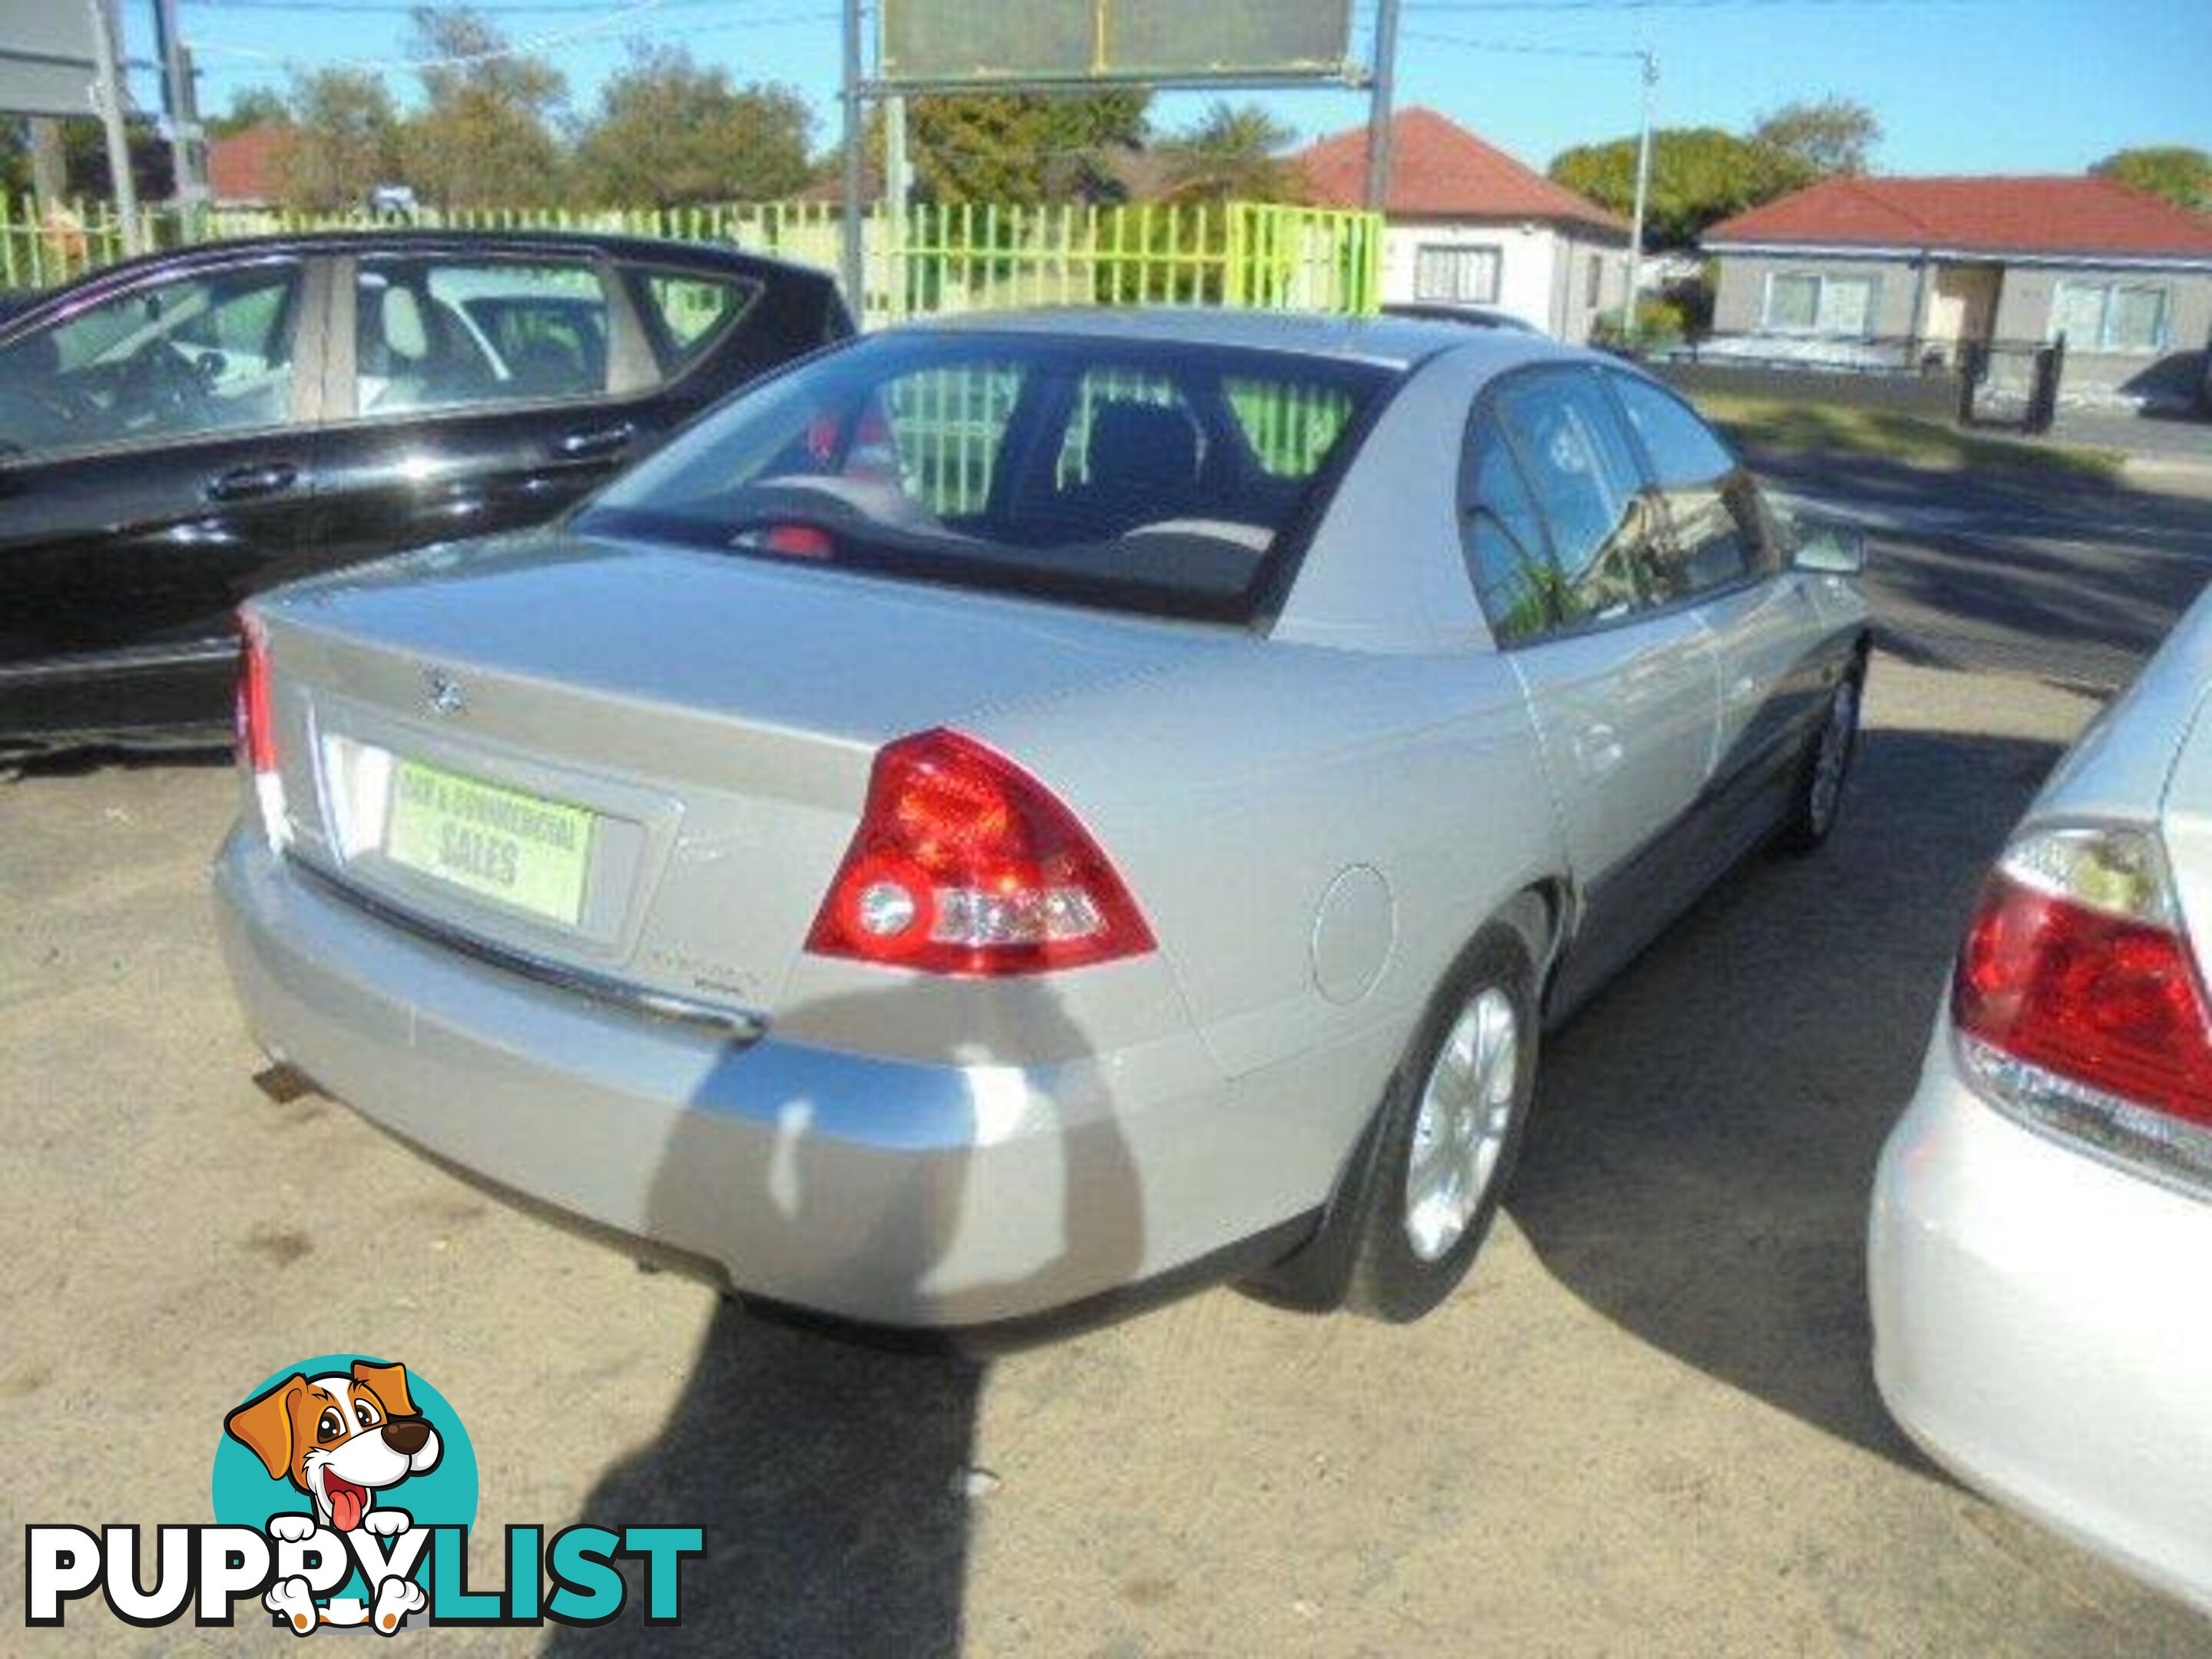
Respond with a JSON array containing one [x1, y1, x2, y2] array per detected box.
[[186, 1, 843, 74], [1408, 0, 1979, 11]]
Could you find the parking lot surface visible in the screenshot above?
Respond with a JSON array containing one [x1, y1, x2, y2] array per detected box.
[[8, 458, 2212, 1654]]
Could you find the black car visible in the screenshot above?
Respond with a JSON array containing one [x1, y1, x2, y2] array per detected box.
[[0, 231, 849, 753]]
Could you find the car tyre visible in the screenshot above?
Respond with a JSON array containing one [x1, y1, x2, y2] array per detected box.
[[1330, 926, 1540, 1323], [1777, 664, 1863, 854]]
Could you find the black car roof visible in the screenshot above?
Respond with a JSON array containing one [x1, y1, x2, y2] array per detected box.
[[21, 229, 833, 305]]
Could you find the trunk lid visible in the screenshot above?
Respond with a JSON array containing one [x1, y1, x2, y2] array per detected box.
[[259, 531, 1221, 1018]]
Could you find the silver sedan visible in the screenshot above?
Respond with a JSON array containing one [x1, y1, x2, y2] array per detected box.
[[1873, 584, 2212, 1614], [215, 310, 1869, 1335]]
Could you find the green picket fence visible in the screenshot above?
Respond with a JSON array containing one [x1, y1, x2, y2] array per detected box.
[[1, 194, 1382, 326]]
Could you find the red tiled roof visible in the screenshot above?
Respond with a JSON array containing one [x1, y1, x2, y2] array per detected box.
[[207, 125, 289, 204], [1295, 108, 1628, 235], [1705, 174, 2212, 260]]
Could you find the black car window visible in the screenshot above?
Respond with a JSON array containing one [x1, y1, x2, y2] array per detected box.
[[0, 261, 303, 463], [638, 271, 761, 376], [1491, 367, 1658, 629], [1609, 373, 1763, 600], [1460, 413, 1560, 645], [353, 257, 611, 417]]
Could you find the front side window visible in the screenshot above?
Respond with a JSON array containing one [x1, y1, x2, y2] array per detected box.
[[1415, 243, 1502, 306], [1490, 368, 1657, 629], [1763, 270, 1876, 336], [0, 262, 302, 463], [578, 333, 1393, 624], [1609, 373, 1760, 599], [355, 257, 611, 417], [2051, 280, 2171, 353]]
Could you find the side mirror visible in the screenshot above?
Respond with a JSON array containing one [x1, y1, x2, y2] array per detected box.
[[1792, 518, 1866, 577]]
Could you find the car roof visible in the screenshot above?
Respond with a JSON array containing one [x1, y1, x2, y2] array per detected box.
[[908, 305, 1584, 372]]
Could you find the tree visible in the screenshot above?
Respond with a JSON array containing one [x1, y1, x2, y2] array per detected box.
[[902, 91, 1149, 204], [572, 43, 810, 205], [1156, 101, 1300, 203], [210, 87, 290, 138], [1750, 97, 1881, 177], [2092, 146, 2212, 214], [400, 8, 568, 208], [276, 69, 400, 210], [1550, 127, 1809, 248]]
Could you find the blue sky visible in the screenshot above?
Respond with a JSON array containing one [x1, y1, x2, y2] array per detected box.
[[148, 0, 2212, 177]]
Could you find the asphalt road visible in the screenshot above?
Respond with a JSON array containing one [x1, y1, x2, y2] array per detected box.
[[7, 462, 2212, 1654], [1760, 447, 2212, 691]]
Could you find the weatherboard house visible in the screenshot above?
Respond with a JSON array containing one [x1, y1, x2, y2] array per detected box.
[[1703, 174, 2212, 409], [1295, 108, 1632, 343]]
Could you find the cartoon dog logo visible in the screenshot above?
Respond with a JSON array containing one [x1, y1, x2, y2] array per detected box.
[[225, 1359, 441, 1632]]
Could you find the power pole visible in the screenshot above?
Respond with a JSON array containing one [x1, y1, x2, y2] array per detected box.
[[1363, 0, 1403, 211], [87, 0, 142, 256], [154, 0, 207, 224], [1624, 51, 1657, 342], [839, 0, 866, 320]]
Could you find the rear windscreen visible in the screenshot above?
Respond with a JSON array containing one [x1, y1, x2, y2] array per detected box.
[[576, 330, 1396, 623]]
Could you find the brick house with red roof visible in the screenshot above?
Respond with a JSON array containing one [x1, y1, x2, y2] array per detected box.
[[207, 124, 290, 208], [1704, 174, 2212, 406], [1296, 108, 1630, 343]]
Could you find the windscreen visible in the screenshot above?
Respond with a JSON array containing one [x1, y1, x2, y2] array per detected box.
[[577, 330, 1395, 623]]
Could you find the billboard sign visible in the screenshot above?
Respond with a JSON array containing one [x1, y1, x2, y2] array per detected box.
[[0, 0, 108, 118], [879, 0, 1358, 88]]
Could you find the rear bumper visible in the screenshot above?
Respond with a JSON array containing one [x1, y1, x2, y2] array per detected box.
[[1869, 1020, 2212, 1615], [214, 826, 1304, 1330]]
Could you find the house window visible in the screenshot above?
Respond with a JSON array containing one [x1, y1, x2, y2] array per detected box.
[[2049, 280, 2171, 353], [1415, 243, 1502, 305], [1763, 270, 1878, 336]]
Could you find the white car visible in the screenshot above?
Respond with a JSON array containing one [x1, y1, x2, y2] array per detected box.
[[1871, 588, 2212, 1614]]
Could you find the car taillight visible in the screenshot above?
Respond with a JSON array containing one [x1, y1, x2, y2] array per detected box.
[[236, 610, 277, 775], [1952, 823, 2212, 1184], [235, 610, 289, 847], [806, 728, 1154, 976]]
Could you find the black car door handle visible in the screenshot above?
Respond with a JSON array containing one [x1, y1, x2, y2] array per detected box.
[[555, 424, 636, 461], [205, 462, 300, 502]]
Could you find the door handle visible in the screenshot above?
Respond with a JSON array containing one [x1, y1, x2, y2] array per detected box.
[[205, 462, 299, 503], [555, 423, 636, 461]]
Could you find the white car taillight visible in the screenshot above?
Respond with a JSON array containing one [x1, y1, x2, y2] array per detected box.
[[805, 727, 1154, 977], [235, 609, 289, 849], [1952, 823, 2212, 1190]]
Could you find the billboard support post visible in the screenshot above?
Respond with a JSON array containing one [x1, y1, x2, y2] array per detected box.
[[87, 0, 141, 255], [840, 0, 866, 315], [1363, 0, 1401, 211]]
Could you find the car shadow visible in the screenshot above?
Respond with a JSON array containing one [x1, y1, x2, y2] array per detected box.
[[541, 981, 1143, 1654], [1510, 725, 2068, 1464]]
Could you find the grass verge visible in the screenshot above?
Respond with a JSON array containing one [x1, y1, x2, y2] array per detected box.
[[1690, 392, 2123, 482]]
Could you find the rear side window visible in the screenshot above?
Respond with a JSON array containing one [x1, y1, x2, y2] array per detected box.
[[1609, 373, 1762, 599], [578, 332, 1393, 624], [638, 270, 760, 376], [1461, 416, 1558, 644], [1491, 367, 1657, 630], [354, 256, 611, 416]]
